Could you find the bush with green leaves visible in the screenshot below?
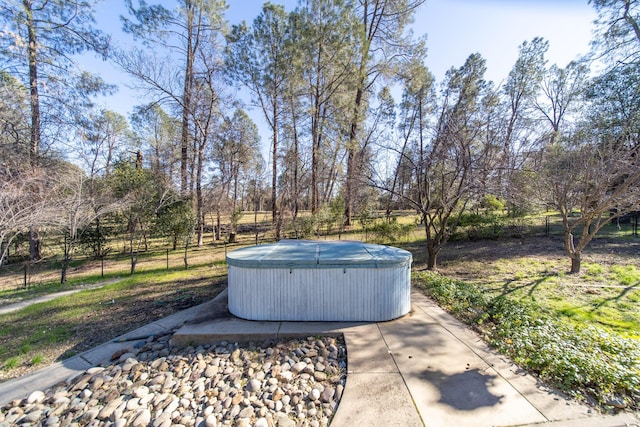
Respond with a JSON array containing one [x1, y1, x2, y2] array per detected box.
[[153, 198, 195, 250], [293, 215, 316, 239], [481, 194, 507, 212], [416, 271, 489, 323], [415, 272, 640, 409], [78, 223, 109, 258], [369, 219, 414, 243], [450, 212, 504, 241]]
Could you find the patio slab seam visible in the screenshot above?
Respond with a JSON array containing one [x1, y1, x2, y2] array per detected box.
[[374, 321, 426, 426]]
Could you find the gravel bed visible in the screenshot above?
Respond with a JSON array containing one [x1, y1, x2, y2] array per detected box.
[[0, 334, 347, 427]]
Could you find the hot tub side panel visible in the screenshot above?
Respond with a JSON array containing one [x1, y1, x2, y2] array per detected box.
[[227, 265, 411, 321]]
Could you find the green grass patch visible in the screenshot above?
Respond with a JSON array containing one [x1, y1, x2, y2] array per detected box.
[[4, 357, 19, 370], [610, 265, 640, 286], [414, 271, 640, 409], [549, 295, 640, 334], [583, 262, 605, 280], [0, 270, 125, 304], [461, 257, 640, 336], [0, 260, 225, 382]]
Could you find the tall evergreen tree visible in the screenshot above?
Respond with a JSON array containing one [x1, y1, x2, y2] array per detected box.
[[225, 3, 290, 238], [1, 0, 110, 260], [343, 0, 425, 225], [120, 0, 227, 195], [0, 0, 110, 166]]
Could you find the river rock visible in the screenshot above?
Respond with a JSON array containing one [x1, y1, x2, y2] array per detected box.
[[0, 336, 346, 427]]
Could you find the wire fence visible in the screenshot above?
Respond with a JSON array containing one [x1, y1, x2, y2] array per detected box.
[[1, 211, 638, 292]]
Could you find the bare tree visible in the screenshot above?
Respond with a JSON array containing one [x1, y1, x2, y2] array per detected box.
[[210, 109, 261, 241], [376, 54, 495, 270], [77, 109, 130, 178], [1, 1, 110, 261], [52, 164, 124, 283], [538, 59, 640, 273], [130, 104, 181, 181], [533, 61, 589, 145], [539, 129, 640, 273], [0, 169, 55, 265]]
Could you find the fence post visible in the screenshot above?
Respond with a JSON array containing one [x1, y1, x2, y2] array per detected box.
[[545, 216, 550, 236]]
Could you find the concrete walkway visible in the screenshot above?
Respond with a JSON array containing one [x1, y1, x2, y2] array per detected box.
[[0, 279, 122, 316], [0, 289, 638, 427]]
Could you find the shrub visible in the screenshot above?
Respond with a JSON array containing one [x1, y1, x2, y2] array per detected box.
[[481, 194, 507, 212], [293, 215, 316, 239], [369, 219, 413, 243], [415, 271, 489, 323], [454, 213, 504, 240]]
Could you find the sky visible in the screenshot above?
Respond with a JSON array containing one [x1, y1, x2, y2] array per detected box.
[[83, 0, 598, 129]]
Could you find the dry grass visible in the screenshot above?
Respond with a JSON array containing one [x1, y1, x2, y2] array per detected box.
[[0, 246, 228, 383]]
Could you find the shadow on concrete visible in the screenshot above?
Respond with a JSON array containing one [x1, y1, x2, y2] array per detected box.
[[422, 368, 504, 410]]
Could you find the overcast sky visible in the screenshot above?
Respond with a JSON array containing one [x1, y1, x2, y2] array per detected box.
[[84, 0, 597, 126]]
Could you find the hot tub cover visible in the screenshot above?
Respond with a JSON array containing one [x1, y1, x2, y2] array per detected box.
[[226, 239, 412, 269]]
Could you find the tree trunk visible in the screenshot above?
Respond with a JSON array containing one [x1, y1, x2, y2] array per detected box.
[[570, 256, 581, 274], [29, 227, 41, 261], [26, 0, 43, 261], [95, 218, 103, 257], [196, 137, 205, 247], [24, 0, 40, 166], [345, 86, 364, 226], [216, 211, 221, 240], [426, 240, 438, 271], [311, 135, 319, 214], [271, 100, 279, 240], [291, 99, 300, 222], [197, 212, 204, 247], [129, 226, 137, 274], [130, 250, 137, 275], [310, 64, 322, 215], [180, 2, 195, 194], [61, 233, 69, 284], [564, 231, 581, 274], [183, 235, 190, 270], [61, 258, 68, 283], [425, 214, 442, 271], [254, 204, 259, 245]]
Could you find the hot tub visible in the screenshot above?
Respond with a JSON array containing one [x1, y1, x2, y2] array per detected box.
[[226, 239, 412, 321]]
